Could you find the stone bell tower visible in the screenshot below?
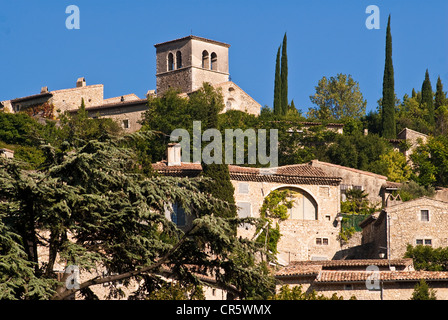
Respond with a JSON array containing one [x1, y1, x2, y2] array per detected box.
[[154, 35, 230, 95]]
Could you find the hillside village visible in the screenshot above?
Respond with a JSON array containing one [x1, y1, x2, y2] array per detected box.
[[2, 34, 448, 301]]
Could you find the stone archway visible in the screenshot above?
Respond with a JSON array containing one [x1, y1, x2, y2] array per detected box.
[[268, 186, 318, 221]]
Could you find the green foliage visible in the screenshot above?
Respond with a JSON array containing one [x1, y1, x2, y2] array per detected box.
[[397, 181, 435, 202], [270, 285, 348, 300], [273, 46, 282, 115], [325, 132, 390, 173], [404, 245, 448, 271], [280, 33, 288, 116], [410, 135, 448, 187], [0, 133, 275, 300], [410, 279, 437, 300], [146, 282, 205, 300], [375, 150, 412, 183], [308, 73, 367, 121], [381, 15, 396, 139], [421, 69, 435, 130], [201, 163, 237, 221], [255, 190, 293, 256]]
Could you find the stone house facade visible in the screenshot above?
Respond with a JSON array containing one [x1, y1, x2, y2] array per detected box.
[[1, 77, 104, 116], [309, 159, 396, 207], [360, 197, 448, 260], [275, 258, 448, 300], [152, 144, 344, 263]]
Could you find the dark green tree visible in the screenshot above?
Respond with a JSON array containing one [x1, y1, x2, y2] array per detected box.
[[421, 69, 434, 129], [381, 15, 396, 139], [0, 135, 275, 300], [411, 279, 437, 300], [273, 46, 282, 115], [435, 75, 446, 110], [280, 33, 288, 115]]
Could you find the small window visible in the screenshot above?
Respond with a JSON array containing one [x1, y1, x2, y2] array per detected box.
[[211, 52, 217, 71], [420, 210, 429, 222], [316, 238, 329, 245], [344, 284, 353, 290], [122, 119, 129, 129], [237, 202, 251, 229], [202, 50, 209, 69], [238, 183, 249, 194], [416, 239, 424, 245], [168, 53, 174, 71], [176, 51, 182, 69], [425, 239, 432, 246], [171, 203, 186, 227]]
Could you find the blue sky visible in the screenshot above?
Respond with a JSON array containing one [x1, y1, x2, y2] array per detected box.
[[0, 0, 447, 115]]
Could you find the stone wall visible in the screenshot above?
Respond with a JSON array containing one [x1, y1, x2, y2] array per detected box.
[[233, 180, 342, 262], [310, 160, 387, 207], [51, 84, 104, 114]]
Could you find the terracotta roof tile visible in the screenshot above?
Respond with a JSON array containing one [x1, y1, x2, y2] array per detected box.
[[152, 161, 342, 185]]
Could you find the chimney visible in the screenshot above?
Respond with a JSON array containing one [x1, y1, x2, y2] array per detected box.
[[76, 77, 86, 88], [167, 143, 181, 166], [41, 86, 49, 93]]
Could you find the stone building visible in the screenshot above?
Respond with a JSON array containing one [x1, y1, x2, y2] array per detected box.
[[155, 35, 261, 115], [360, 197, 448, 260], [275, 258, 448, 300], [1, 77, 104, 116], [309, 159, 397, 207], [152, 144, 344, 263]]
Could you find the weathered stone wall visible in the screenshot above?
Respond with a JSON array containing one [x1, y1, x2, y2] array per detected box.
[[233, 180, 342, 262], [51, 84, 104, 114], [310, 160, 387, 207], [388, 198, 448, 260], [217, 82, 261, 116]]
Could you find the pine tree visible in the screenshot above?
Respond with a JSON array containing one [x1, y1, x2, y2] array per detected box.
[[421, 69, 434, 128], [381, 15, 396, 139], [435, 76, 447, 110], [273, 46, 282, 115], [411, 279, 437, 300], [280, 33, 288, 115]]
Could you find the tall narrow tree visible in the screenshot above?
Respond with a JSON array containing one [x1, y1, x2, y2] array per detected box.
[[435, 75, 446, 110], [421, 69, 434, 128], [280, 33, 288, 115], [273, 46, 282, 115], [381, 15, 396, 139]]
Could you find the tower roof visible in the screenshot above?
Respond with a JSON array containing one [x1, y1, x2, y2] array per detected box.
[[154, 35, 231, 48]]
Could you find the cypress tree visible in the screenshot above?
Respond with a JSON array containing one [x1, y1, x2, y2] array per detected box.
[[381, 15, 396, 139], [421, 69, 434, 128], [435, 75, 446, 110], [273, 46, 282, 115], [280, 33, 288, 115]]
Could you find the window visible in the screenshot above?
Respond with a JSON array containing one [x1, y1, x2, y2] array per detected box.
[[176, 51, 182, 69], [416, 238, 432, 246], [238, 183, 249, 194], [171, 203, 186, 227], [211, 52, 217, 71], [420, 210, 429, 222], [168, 53, 174, 71], [237, 202, 251, 229], [316, 238, 329, 245], [202, 50, 209, 69], [122, 119, 129, 129]]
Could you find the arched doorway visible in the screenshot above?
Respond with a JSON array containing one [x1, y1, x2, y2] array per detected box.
[[275, 187, 318, 220]]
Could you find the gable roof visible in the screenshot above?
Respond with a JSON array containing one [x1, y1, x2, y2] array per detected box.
[[152, 161, 342, 186]]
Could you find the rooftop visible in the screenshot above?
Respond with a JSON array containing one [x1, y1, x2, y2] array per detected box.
[[154, 35, 231, 48], [152, 161, 342, 186]]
